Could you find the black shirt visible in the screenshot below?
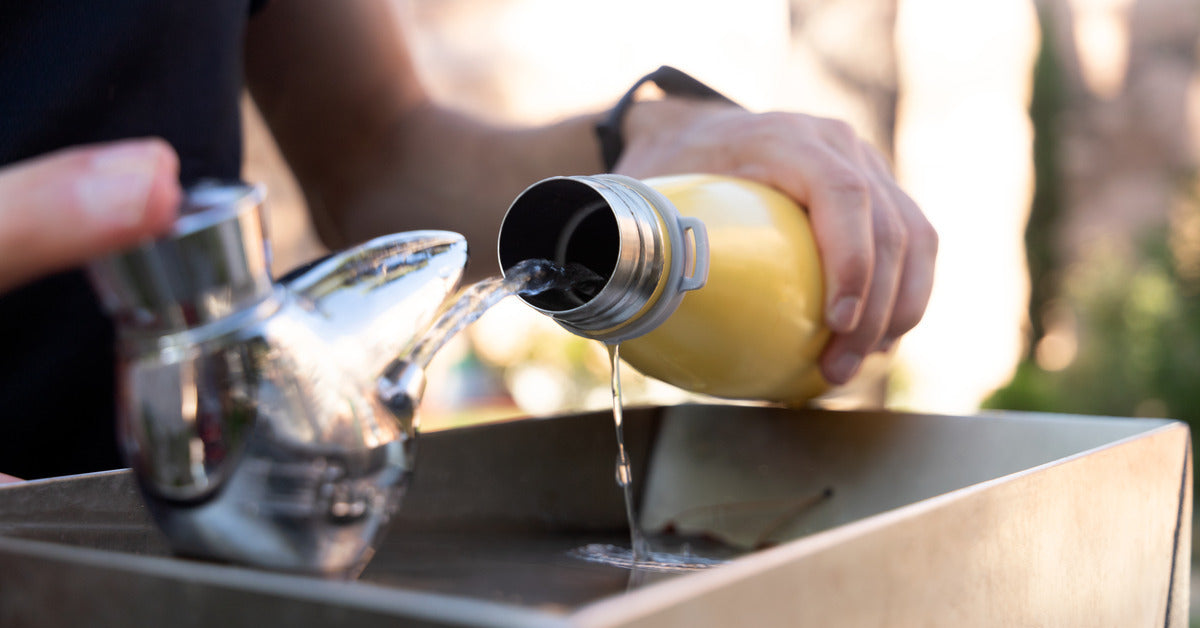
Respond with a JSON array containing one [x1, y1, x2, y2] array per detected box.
[[0, 0, 256, 478]]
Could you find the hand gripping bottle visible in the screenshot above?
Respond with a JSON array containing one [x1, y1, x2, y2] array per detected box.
[[497, 173, 830, 405]]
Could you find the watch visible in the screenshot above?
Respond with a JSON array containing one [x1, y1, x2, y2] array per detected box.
[[594, 65, 740, 172]]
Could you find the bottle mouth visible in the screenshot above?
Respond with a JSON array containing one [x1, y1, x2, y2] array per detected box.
[[500, 175, 700, 343], [497, 178, 623, 312], [499, 175, 709, 343]]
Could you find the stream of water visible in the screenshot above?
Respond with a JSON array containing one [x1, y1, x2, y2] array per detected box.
[[402, 258, 601, 375], [407, 258, 726, 577], [607, 343, 650, 561]]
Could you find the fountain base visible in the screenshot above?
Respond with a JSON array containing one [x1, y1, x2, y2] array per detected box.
[[0, 404, 1189, 626]]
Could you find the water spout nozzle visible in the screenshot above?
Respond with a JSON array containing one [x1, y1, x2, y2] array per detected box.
[[378, 360, 427, 430]]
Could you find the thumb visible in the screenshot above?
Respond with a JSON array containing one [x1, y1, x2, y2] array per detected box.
[[0, 139, 181, 293]]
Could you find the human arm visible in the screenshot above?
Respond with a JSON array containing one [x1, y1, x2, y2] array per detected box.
[[243, 0, 935, 385], [243, 0, 603, 276]]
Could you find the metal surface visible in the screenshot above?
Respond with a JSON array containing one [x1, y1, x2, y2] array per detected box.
[[87, 182, 274, 334], [84, 184, 470, 574], [0, 405, 1188, 627]]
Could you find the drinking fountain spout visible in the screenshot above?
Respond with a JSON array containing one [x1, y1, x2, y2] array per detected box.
[[87, 182, 468, 574]]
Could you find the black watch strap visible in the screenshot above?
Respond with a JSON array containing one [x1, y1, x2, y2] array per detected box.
[[594, 66, 739, 172]]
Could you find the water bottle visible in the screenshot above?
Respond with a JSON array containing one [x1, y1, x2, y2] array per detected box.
[[497, 173, 829, 405]]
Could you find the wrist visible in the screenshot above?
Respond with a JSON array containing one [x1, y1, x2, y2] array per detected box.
[[614, 97, 744, 180], [622, 98, 736, 155], [594, 66, 739, 172]]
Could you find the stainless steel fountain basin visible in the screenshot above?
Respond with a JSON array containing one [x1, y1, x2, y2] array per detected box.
[[0, 404, 1190, 627]]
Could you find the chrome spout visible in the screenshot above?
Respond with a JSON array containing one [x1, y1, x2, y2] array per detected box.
[[87, 182, 469, 574], [285, 229, 468, 391]]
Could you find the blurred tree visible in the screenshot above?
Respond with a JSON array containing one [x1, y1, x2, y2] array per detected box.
[[787, 0, 898, 156], [988, 0, 1200, 426], [1022, 4, 1068, 359], [987, 207, 1200, 425]]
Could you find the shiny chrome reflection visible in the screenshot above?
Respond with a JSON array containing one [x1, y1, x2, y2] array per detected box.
[[88, 183, 468, 574]]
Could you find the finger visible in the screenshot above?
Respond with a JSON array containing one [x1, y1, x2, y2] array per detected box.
[[859, 149, 938, 349], [0, 472, 22, 484], [880, 197, 937, 348], [820, 153, 908, 384], [763, 145, 874, 335], [0, 139, 180, 292]]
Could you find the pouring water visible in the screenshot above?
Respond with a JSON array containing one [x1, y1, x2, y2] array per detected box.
[[395, 259, 726, 576]]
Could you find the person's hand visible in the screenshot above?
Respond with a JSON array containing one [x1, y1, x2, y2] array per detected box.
[[0, 139, 181, 294], [0, 472, 21, 484], [616, 100, 937, 386]]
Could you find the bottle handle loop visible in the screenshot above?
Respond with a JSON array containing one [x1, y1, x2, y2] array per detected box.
[[678, 216, 709, 292]]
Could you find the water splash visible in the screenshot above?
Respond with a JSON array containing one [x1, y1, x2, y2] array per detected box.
[[405, 259, 602, 375], [570, 543, 728, 573], [384, 258, 683, 568]]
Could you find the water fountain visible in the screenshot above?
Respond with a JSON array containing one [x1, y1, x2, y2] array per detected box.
[[0, 182, 1189, 625]]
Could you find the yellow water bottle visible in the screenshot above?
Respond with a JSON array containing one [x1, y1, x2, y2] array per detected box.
[[497, 173, 829, 405]]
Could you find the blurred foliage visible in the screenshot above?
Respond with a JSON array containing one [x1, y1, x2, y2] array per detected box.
[[985, 215, 1200, 423], [986, 6, 1200, 425]]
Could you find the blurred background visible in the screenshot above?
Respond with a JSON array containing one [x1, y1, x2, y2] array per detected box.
[[245, 0, 1200, 614], [246, 1, 1200, 442]]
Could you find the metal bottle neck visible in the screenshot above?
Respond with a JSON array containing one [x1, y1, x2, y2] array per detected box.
[[87, 182, 274, 337], [497, 174, 708, 343]]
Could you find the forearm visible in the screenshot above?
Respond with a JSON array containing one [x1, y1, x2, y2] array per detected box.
[[305, 103, 604, 279], [244, 0, 603, 278], [311, 97, 737, 274]]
